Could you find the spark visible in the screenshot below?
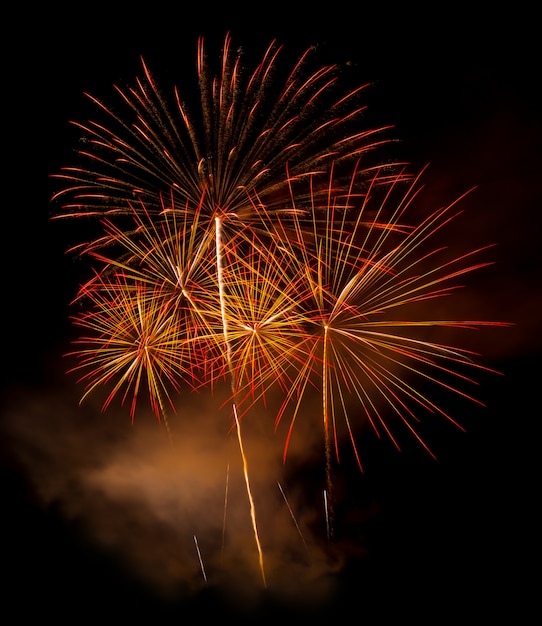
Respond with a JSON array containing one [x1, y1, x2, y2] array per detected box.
[[277, 482, 308, 553], [193, 535, 207, 584], [233, 403, 266, 587], [221, 463, 230, 565], [323, 489, 331, 541]]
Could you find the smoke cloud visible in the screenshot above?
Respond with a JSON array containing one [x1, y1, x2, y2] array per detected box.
[[2, 377, 371, 610]]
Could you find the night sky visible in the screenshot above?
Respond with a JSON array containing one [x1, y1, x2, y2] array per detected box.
[[2, 5, 540, 622]]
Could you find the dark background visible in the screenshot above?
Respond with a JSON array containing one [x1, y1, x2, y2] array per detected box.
[[2, 4, 539, 622]]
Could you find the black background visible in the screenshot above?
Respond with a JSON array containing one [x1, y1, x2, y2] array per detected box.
[[2, 4, 540, 622]]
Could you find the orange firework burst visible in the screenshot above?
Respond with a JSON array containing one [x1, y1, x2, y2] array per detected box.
[[51, 32, 400, 226], [234, 164, 509, 473], [53, 34, 508, 584]]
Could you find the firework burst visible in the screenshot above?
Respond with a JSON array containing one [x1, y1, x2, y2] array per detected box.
[[53, 34, 508, 587], [69, 274, 187, 428], [51, 32, 400, 227], [55, 32, 407, 437], [242, 164, 509, 473]]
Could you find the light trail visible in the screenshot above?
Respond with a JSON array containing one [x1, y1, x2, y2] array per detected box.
[[215, 216, 266, 587], [277, 482, 308, 553], [193, 535, 207, 584]]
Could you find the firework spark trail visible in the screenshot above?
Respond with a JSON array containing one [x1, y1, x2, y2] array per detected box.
[[215, 216, 266, 587], [323, 489, 331, 542], [221, 463, 230, 565], [193, 535, 207, 584], [277, 482, 308, 553], [322, 325, 334, 537], [232, 403, 266, 587]]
